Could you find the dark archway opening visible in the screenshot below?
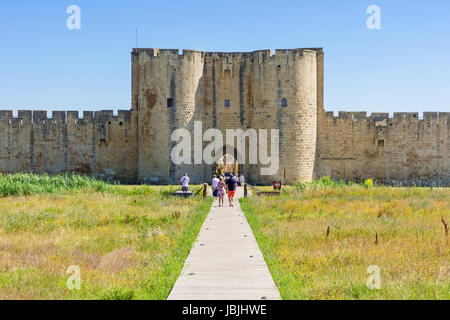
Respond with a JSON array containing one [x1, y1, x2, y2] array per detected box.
[[213, 145, 244, 178]]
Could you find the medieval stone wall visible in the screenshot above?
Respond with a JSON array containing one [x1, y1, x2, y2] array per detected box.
[[0, 110, 138, 183], [317, 111, 450, 185], [0, 47, 448, 185]]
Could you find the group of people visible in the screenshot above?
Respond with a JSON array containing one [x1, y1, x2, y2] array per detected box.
[[211, 174, 244, 207], [179, 173, 245, 207]]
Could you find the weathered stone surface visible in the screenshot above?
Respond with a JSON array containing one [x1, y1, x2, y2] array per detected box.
[[317, 111, 450, 185], [0, 109, 138, 183]]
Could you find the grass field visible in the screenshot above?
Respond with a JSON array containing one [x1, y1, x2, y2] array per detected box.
[[1, 174, 449, 300], [241, 184, 450, 300], [0, 174, 212, 300]]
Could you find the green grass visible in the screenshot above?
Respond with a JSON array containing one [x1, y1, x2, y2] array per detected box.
[[0, 173, 112, 196], [295, 176, 351, 190], [0, 177, 212, 300], [241, 182, 450, 300]]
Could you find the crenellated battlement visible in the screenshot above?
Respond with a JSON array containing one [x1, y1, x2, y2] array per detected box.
[[131, 48, 323, 61], [324, 111, 450, 126], [0, 109, 133, 125]]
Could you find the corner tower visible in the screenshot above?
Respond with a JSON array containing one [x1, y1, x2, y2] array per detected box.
[[132, 49, 205, 184], [266, 48, 321, 183]]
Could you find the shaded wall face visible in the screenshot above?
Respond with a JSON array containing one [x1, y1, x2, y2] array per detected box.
[[0, 110, 138, 183], [133, 49, 320, 184], [317, 112, 450, 185]]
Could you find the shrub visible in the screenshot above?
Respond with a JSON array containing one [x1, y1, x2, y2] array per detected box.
[[0, 173, 112, 197], [296, 176, 348, 190], [364, 178, 374, 189], [99, 288, 135, 300]]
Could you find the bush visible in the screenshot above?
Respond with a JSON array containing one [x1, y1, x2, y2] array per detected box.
[[99, 288, 135, 300], [0, 173, 112, 197], [364, 178, 374, 189], [296, 176, 348, 190]]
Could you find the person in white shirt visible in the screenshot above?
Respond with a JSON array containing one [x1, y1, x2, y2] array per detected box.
[[180, 173, 190, 192], [211, 175, 220, 198], [239, 174, 245, 187]]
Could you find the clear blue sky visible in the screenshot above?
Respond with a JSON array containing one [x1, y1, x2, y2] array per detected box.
[[0, 0, 449, 115]]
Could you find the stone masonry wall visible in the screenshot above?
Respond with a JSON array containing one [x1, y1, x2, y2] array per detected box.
[[317, 111, 450, 186], [0, 110, 138, 183]]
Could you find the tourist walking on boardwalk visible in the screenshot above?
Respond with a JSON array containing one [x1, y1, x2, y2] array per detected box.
[[239, 174, 245, 187], [211, 175, 220, 198], [180, 173, 190, 192], [226, 175, 238, 207], [217, 177, 226, 207]]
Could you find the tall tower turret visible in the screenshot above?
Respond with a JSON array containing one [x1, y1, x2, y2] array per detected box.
[[132, 49, 204, 184]]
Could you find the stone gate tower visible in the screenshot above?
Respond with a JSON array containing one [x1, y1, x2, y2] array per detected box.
[[132, 48, 324, 184]]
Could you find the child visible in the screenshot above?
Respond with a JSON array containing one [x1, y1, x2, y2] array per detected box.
[[217, 177, 226, 207]]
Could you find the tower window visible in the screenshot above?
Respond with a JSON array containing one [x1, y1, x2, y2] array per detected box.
[[378, 139, 385, 147], [167, 98, 173, 108], [224, 99, 230, 107], [281, 98, 287, 107]]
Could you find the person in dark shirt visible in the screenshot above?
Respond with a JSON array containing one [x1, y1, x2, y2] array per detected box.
[[226, 175, 238, 207]]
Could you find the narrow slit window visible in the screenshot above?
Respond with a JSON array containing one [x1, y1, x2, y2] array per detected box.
[[224, 99, 230, 107], [167, 98, 173, 108], [281, 97, 287, 107]]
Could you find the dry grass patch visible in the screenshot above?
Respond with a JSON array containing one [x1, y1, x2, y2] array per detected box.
[[0, 185, 212, 300], [241, 185, 450, 299]]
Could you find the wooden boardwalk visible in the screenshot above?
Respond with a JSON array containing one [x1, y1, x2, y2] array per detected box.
[[168, 187, 281, 300]]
